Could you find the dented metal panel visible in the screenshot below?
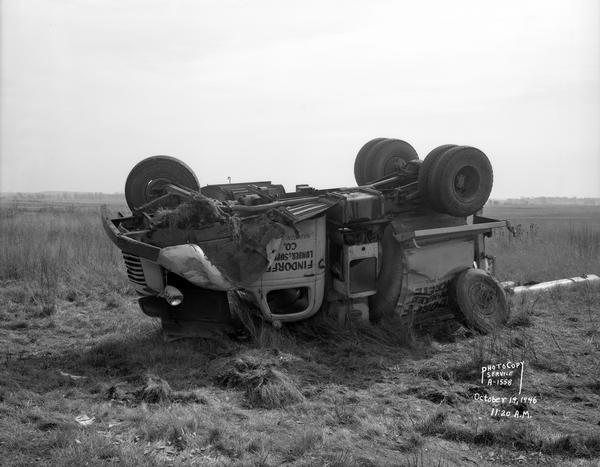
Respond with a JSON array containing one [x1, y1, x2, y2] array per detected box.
[[284, 201, 334, 222], [404, 239, 474, 281], [157, 244, 236, 290], [245, 216, 327, 322], [155, 235, 285, 291], [398, 239, 474, 313]]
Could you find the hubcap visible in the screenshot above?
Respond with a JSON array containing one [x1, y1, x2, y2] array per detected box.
[[468, 282, 498, 318], [453, 166, 479, 201]]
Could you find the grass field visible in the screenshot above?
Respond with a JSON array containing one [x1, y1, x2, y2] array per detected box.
[[0, 200, 599, 466]]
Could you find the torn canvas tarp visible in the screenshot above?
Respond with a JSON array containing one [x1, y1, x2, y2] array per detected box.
[[144, 200, 295, 286], [157, 244, 235, 290], [157, 236, 284, 290]]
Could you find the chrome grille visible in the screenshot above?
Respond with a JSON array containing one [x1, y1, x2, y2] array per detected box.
[[122, 253, 147, 287]]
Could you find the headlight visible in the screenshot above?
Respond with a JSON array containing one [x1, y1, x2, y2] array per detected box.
[[160, 285, 183, 306]]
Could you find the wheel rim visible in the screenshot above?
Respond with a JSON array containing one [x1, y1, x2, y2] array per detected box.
[[452, 166, 480, 201], [468, 281, 499, 319], [383, 156, 408, 175]]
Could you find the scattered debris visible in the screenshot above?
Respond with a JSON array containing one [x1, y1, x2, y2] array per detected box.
[[404, 386, 459, 406], [148, 202, 291, 286], [59, 370, 86, 381], [75, 415, 95, 426], [107, 382, 133, 403], [502, 274, 600, 295], [108, 374, 210, 405]]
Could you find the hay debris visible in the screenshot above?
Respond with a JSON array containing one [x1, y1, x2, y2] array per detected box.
[[208, 355, 304, 409], [107, 375, 210, 405], [136, 374, 173, 403], [153, 195, 225, 229]]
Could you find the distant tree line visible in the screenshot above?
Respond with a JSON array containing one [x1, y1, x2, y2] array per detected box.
[[1, 192, 125, 203], [488, 197, 600, 206]]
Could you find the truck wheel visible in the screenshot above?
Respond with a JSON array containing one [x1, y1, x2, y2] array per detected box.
[[368, 225, 404, 323], [449, 268, 508, 334], [354, 138, 387, 185], [418, 144, 457, 206], [125, 156, 199, 211], [428, 146, 493, 216], [363, 139, 418, 183]]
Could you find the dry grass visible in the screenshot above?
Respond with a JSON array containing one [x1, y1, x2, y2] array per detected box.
[[0, 203, 131, 318], [416, 409, 600, 457], [0, 199, 599, 465], [486, 205, 600, 282]]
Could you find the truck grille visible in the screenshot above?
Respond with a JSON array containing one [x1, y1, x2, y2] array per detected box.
[[122, 253, 147, 287]]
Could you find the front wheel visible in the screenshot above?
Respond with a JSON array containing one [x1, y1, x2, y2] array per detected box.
[[125, 155, 200, 212], [448, 268, 508, 334]]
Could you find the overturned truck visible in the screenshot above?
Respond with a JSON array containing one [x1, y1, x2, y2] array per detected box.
[[102, 139, 509, 337]]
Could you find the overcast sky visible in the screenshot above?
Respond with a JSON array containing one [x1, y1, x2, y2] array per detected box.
[[1, 0, 598, 197]]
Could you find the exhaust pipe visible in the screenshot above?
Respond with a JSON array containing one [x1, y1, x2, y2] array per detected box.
[[501, 274, 600, 295]]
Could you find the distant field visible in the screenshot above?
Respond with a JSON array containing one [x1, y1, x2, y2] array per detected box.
[[484, 205, 600, 283], [0, 202, 129, 303], [486, 204, 600, 226], [0, 201, 599, 466]]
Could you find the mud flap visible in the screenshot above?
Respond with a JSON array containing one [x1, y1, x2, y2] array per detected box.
[[140, 288, 241, 340]]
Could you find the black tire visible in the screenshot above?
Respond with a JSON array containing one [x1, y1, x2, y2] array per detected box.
[[354, 137, 388, 185], [448, 268, 508, 334], [418, 144, 457, 206], [428, 146, 493, 216], [363, 139, 418, 183], [125, 156, 199, 211], [368, 225, 404, 323]]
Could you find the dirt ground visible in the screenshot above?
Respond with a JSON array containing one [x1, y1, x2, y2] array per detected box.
[[1, 285, 600, 465], [0, 202, 599, 465]]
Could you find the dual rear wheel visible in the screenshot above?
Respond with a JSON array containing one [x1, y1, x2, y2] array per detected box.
[[354, 138, 419, 186], [354, 139, 494, 217], [418, 145, 493, 217]]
